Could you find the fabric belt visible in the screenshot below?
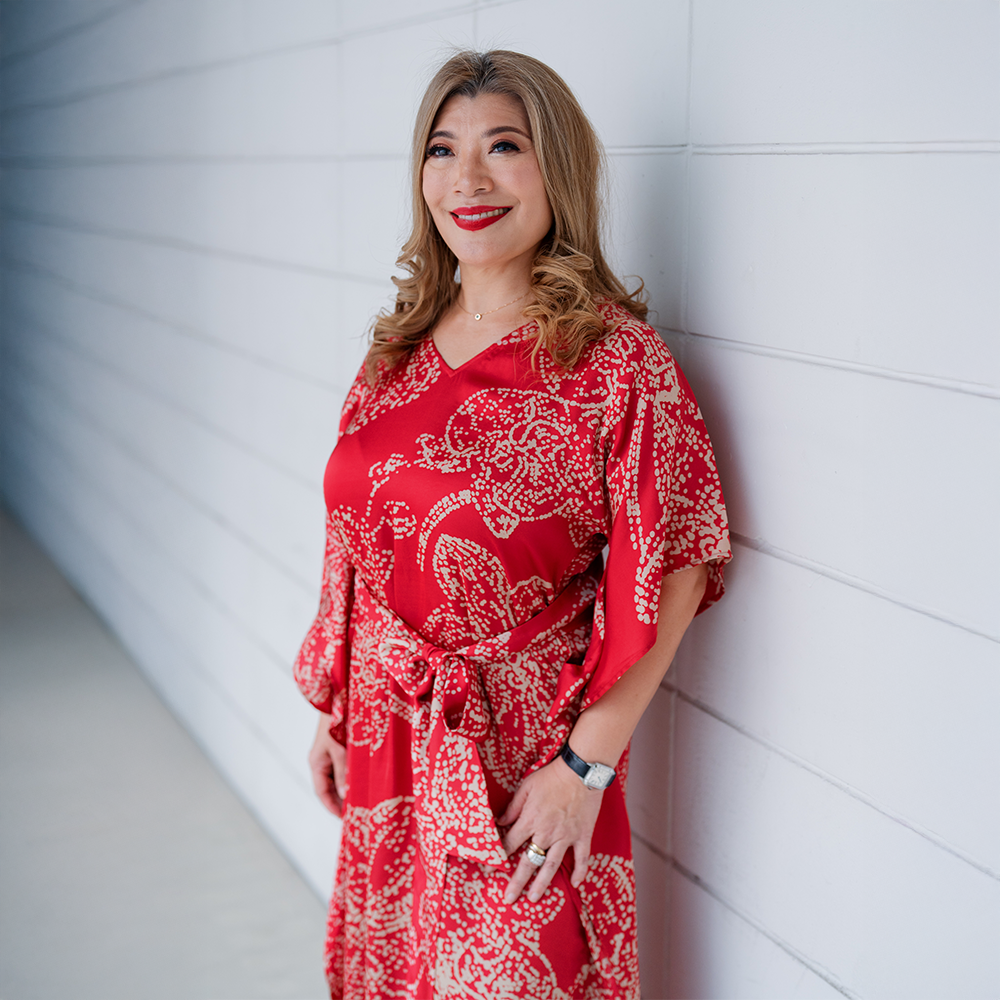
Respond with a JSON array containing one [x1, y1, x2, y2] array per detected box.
[[354, 568, 600, 868]]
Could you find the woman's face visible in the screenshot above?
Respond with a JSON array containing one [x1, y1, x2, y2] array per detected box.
[[422, 92, 553, 275]]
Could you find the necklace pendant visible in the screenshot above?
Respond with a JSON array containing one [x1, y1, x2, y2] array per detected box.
[[474, 313, 482, 321]]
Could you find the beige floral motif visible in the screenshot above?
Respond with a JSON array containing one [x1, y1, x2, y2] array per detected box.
[[327, 796, 417, 999], [347, 593, 423, 753], [478, 644, 576, 793], [575, 853, 640, 997], [332, 466, 416, 601], [433, 853, 639, 1000], [434, 869, 572, 1000], [423, 534, 556, 644], [292, 512, 353, 715], [415, 389, 605, 567], [343, 341, 441, 436]]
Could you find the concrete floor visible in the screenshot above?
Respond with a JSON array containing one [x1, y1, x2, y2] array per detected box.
[[0, 509, 330, 1000]]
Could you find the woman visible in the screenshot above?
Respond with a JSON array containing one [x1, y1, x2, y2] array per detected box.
[[295, 49, 730, 999]]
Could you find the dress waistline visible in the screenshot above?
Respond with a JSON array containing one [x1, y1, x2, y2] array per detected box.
[[359, 566, 600, 741], [351, 567, 600, 868]]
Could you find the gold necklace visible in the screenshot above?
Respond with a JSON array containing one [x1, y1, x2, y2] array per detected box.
[[457, 289, 530, 321]]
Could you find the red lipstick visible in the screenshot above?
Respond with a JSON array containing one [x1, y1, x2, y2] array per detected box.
[[450, 205, 511, 231]]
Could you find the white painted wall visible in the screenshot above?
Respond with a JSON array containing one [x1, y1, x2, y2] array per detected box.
[[1, 3, 997, 997]]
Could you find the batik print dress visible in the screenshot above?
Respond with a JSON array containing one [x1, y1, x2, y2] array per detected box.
[[294, 301, 731, 1000]]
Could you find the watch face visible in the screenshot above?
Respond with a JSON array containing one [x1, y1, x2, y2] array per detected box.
[[583, 763, 615, 790]]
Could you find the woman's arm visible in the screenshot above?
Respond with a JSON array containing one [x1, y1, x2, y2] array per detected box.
[[499, 562, 709, 904]]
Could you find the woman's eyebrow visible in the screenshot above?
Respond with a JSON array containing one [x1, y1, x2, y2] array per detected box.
[[427, 125, 531, 141], [483, 125, 530, 139]]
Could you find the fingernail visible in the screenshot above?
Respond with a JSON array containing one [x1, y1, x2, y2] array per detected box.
[[503, 892, 515, 905], [529, 892, 540, 902]]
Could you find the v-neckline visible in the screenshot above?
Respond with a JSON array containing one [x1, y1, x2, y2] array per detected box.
[[429, 319, 536, 375]]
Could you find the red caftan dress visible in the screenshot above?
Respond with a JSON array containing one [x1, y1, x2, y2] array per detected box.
[[294, 302, 731, 1000]]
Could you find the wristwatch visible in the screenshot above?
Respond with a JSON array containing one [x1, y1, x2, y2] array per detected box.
[[560, 743, 617, 790]]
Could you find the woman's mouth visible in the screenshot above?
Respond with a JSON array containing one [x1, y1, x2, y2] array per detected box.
[[450, 206, 512, 231]]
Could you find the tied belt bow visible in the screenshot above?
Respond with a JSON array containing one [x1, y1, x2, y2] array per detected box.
[[355, 569, 599, 868], [359, 592, 507, 867], [390, 643, 491, 743]]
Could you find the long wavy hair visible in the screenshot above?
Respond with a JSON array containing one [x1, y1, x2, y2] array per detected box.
[[365, 49, 647, 380]]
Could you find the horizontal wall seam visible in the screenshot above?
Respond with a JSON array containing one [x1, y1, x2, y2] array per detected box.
[[0, 36, 340, 118], [0, 0, 143, 69], [0, 449, 316, 802], [0, 3, 480, 117], [2, 340, 319, 597], [0, 253, 353, 395], [606, 145, 687, 156], [661, 328, 1000, 399], [5, 141, 991, 165], [1, 397, 315, 689], [3, 208, 391, 286], [691, 140, 1000, 156], [632, 832, 860, 999], [732, 533, 999, 645], [662, 678, 1000, 882], [7, 311, 323, 493], [0, 152, 407, 167], [607, 141, 1000, 156], [336, 3, 479, 43]]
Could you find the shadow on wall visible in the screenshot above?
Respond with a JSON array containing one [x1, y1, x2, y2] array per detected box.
[[626, 336, 751, 993]]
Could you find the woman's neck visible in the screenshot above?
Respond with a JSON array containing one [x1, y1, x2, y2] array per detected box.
[[455, 257, 533, 315]]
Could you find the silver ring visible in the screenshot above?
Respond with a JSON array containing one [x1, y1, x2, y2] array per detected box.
[[526, 842, 547, 868]]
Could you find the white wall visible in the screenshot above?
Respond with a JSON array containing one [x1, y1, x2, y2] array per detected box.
[[1, 3, 997, 997]]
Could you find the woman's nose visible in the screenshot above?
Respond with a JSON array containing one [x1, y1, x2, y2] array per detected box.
[[453, 152, 492, 196]]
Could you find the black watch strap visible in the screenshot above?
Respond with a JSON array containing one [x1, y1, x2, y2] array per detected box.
[[560, 743, 617, 790]]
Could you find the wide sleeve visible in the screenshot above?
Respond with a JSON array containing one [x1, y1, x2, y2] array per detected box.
[[291, 368, 367, 739], [580, 334, 731, 708]]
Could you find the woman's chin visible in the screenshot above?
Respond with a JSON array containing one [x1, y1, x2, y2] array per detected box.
[[445, 241, 540, 276]]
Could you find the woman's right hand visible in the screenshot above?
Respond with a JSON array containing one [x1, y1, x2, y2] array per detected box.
[[308, 712, 347, 817]]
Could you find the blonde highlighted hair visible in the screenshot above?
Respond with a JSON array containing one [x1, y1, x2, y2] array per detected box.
[[366, 49, 647, 380]]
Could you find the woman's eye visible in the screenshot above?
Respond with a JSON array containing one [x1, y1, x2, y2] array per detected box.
[[490, 140, 520, 153], [425, 144, 452, 158]]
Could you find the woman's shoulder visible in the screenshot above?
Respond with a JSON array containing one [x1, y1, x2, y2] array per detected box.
[[571, 299, 705, 422], [588, 299, 679, 376]]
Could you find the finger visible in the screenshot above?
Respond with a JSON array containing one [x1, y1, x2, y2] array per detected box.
[[526, 843, 568, 902], [503, 853, 541, 904], [319, 788, 343, 817], [497, 784, 528, 828], [331, 743, 348, 800], [570, 838, 591, 889], [314, 775, 343, 817], [310, 759, 343, 817], [501, 813, 533, 856]]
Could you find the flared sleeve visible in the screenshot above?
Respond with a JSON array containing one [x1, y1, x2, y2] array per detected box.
[[292, 369, 368, 741], [580, 330, 731, 708], [293, 516, 354, 725]]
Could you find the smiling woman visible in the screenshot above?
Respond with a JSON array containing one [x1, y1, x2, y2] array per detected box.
[[294, 50, 731, 999], [420, 91, 553, 368], [366, 50, 648, 377]]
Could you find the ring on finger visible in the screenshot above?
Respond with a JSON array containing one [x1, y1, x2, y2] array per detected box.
[[526, 842, 547, 868]]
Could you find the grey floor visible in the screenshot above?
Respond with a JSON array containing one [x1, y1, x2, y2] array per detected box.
[[0, 510, 329, 1000]]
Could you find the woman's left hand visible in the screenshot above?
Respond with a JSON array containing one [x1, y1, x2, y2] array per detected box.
[[498, 756, 604, 904]]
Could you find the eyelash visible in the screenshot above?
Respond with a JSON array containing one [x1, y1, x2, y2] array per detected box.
[[424, 139, 521, 158]]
